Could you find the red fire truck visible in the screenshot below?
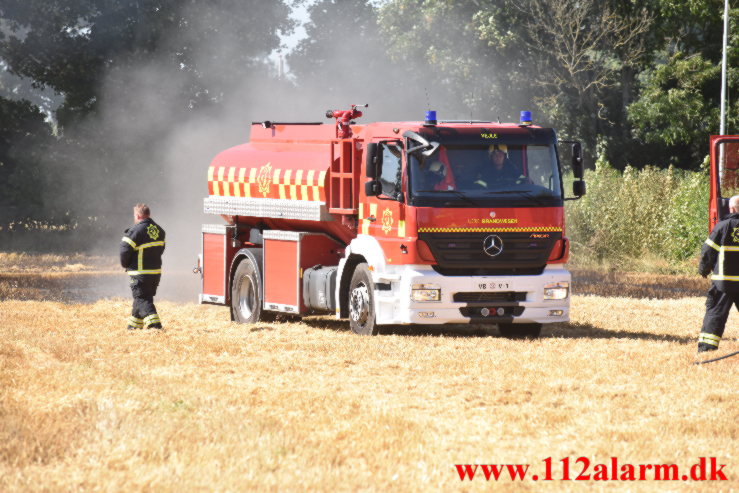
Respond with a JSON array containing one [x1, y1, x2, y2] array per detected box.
[[197, 106, 586, 337]]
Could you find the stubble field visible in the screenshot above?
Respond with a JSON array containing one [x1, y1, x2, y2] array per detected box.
[[1, 253, 738, 492]]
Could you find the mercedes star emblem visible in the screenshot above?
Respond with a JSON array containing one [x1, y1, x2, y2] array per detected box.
[[483, 234, 504, 257]]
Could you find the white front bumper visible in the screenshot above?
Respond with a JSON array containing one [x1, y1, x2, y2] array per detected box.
[[371, 264, 570, 325]]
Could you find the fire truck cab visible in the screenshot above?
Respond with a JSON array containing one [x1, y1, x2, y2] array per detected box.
[[198, 107, 586, 337]]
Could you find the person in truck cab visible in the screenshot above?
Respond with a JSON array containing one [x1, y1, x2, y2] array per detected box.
[[424, 160, 456, 190], [476, 145, 522, 188]]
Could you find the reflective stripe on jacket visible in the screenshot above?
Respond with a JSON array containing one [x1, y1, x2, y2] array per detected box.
[[699, 213, 739, 292]]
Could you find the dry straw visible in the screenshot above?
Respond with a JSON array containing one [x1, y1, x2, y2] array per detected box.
[[1, 293, 737, 491]]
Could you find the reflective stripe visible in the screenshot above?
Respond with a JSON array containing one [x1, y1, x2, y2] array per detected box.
[[133, 240, 165, 251], [127, 269, 162, 275], [699, 335, 720, 347], [122, 236, 137, 248], [710, 274, 739, 281], [700, 332, 721, 342], [143, 314, 159, 322], [705, 238, 720, 251]]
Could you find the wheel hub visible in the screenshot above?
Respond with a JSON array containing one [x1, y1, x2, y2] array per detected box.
[[238, 276, 256, 318], [349, 282, 370, 325]]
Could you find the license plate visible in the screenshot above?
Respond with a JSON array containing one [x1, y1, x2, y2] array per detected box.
[[475, 281, 510, 290]]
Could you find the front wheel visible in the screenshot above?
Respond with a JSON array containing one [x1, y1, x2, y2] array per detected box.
[[498, 323, 542, 339], [231, 254, 272, 324], [348, 263, 378, 335]]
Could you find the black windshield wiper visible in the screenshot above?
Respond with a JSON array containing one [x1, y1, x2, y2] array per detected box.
[[414, 189, 480, 207]]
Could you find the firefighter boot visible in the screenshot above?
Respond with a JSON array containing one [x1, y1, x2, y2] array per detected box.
[[697, 342, 719, 354], [127, 316, 143, 330], [697, 332, 721, 354], [143, 314, 162, 330]]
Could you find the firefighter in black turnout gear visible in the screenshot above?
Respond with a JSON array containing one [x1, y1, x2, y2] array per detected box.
[[697, 195, 739, 353], [120, 204, 165, 330]]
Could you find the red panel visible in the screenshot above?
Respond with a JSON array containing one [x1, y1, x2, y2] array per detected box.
[[300, 235, 343, 269], [415, 206, 563, 233], [203, 233, 226, 297], [264, 239, 299, 307]]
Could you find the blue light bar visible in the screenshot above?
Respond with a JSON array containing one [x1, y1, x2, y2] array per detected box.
[[520, 110, 532, 126], [425, 110, 437, 125]]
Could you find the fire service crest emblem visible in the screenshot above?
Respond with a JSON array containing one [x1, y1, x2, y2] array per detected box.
[[257, 163, 273, 197], [381, 208, 394, 234]]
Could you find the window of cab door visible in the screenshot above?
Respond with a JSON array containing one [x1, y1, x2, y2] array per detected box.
[[378, 141, 404, 201]]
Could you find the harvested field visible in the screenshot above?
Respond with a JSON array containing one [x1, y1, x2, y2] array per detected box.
[[1, 253, 738, 491]]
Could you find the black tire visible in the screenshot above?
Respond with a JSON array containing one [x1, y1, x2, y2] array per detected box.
[[348, 263, 378, 335], [498, 323, 542, 339], [231, 254, 271, 324]]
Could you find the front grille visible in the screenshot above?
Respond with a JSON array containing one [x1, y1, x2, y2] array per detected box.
[[419, 232, 561, 276], [453, 291, 526, 303]]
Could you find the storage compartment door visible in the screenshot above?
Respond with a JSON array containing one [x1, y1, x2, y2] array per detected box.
[[200, 224, 233, 304], [263, 231, 300, 313]]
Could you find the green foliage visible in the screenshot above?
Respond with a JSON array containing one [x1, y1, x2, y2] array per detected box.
[[627, 52, 730, 168], [0, 98, 52, 216], [567, 158, 709, 267], [0, 0, 293, 125]]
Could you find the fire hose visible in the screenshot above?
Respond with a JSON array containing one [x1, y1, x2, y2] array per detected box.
[[694, 349, 739, 365]]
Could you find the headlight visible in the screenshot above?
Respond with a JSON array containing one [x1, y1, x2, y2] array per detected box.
[[411, 284, 441, 302], [543, 282, 569, 300]]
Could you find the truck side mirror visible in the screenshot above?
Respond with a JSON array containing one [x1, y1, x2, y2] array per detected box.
[[571, 142, 584, 179], [573, 180, 586, 197], [365, 143, 379, 178], [365, 180, 381, 196]]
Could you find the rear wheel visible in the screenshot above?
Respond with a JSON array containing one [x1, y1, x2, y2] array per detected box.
[[348, 263, 378, 335], [498, 323, 542, 339], [231, 254, 272, 324]]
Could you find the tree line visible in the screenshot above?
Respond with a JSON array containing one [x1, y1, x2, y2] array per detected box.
[[0, 0, 735, 227]]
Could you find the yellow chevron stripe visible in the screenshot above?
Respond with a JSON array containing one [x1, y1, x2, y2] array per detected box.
[[306, 170, 315, 201], [273, 168, 281, 199], [282, 169, 292, 200], [247, 168, 256, 197], [236, 168, 246, 197], [293, 169, 303, 200], [417, 227, 563, 233]]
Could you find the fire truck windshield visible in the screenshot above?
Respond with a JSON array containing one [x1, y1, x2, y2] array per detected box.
[[407, 140, 563, 208]]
